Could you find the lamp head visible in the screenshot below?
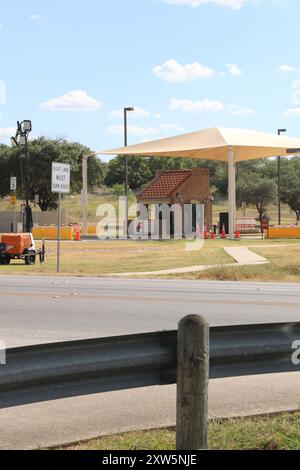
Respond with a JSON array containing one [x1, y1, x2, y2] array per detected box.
[[22, 120, 32, 133]]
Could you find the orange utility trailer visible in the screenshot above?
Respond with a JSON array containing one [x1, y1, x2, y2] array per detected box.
[[0, 233, 45, 265]]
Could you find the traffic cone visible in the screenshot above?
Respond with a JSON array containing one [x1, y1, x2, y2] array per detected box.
[[74, 225, 81, 241], [210, 229, 215, 240], [221, 223, 226, 239], [203, 224, 208, 240], [235, 229, 240, 240]]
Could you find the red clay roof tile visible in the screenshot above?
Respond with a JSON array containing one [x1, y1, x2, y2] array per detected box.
[[139, 170, 192, 200]]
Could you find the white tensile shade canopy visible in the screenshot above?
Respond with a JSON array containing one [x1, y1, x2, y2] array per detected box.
[[98, 127, 300, 239]]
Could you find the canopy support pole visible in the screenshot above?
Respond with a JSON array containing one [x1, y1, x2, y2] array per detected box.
[[228, 146, 236, 240]]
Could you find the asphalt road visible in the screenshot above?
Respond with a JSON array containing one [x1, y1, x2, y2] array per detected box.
[[1, 276, 300, 347], [0, 275, 300, 449]]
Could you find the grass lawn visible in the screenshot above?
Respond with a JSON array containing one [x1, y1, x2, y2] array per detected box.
[[167, 241, 300, 283], [60, 412, 300, 450], [0, 239, 234, 276], [1, 238, 300, 277]]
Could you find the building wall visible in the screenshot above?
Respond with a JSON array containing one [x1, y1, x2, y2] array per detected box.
[[179, 169, 212, 229], [138, 168, 213, 236]]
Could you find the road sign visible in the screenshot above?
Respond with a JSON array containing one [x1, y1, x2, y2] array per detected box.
[[51, 163, 71, 274], [10, 194, 16, 206], [51, 163, 70, 194], [10, 177, 17, 191]]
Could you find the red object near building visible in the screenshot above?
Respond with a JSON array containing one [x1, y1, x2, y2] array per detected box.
[[221, 224, 226, 239], [262, 219, 269, 231]]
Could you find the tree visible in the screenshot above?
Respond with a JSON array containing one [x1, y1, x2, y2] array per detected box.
[[104, 155, 152, 191], [0, 138, 106, 211], [237, 176, 277, 231], [280, 157, 300, 220], [0, 145, 11, 198], [104, 154, 228, 195]]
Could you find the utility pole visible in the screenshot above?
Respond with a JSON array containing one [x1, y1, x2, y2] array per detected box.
[[124, 107, 134, 236], [277, 129, 287, 226]]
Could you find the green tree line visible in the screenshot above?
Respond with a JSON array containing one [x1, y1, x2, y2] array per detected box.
[[1, 137, 300, 222], [0, 138, 105, 211]]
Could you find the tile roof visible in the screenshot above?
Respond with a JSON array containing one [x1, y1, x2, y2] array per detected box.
[[139, 170, 192, 200]]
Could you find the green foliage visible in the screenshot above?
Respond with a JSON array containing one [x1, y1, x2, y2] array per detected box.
[[104, 155, 152, 191], [237, 175, 277, 227], [0, 138, 106, 211], [104, 155, 228, 196], [280, 157, 300, 216], [111, 183, 126, 197]]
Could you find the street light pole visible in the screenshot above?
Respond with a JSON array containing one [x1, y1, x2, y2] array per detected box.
[[277, 128, 287, 226], [11, 120, 33, 233], [24, 132, 30, 231], [124, 107, 134, 235]]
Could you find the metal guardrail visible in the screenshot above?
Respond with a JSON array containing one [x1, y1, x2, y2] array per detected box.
[[0, 321, 299, 411]]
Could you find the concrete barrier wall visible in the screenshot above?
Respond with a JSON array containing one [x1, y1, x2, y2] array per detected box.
[[0, 210, 70, 233]]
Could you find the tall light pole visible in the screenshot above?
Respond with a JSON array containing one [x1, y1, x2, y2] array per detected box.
[[277, 128, 287, 226], [11, 120, 33, 233], [124, 107, 134, 196], [124, 107, 134, 235]]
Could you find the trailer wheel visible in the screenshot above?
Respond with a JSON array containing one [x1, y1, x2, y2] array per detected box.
[[0, 257, 10, 265], [24, 250, 36, 266]]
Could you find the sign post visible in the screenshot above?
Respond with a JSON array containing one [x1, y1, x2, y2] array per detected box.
[[34, 194, 39, 227], [10, 177, 17, 232], [51, 163, 70, 273]]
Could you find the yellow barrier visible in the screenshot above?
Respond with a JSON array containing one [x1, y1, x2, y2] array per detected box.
[[266, 226, 300, 239], [33, 227, 74, 241], [87, 225, 97, 236]]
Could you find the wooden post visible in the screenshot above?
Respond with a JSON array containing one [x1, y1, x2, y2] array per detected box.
[[176, 315, 209, 450]]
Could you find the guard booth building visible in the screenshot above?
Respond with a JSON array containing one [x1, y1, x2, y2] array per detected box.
[[137, 168, 213, 238]]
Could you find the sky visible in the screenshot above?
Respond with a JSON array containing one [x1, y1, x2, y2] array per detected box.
[[0, 0, 300, 161]]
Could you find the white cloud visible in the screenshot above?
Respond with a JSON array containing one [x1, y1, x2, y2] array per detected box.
[[153, 59, 214, 82], [30, 14, 47, 22], [170, 97, 224, 113], [41, 90, 103, 112], [106, 125, 158, 136], [109, 106, 150, 119], [160, 123, 186, 133], [229, 105, 254, 115], [164, 0, 254, 10], [154, 113, 162, 119], [0, 127, 16, 142], [283, 108, 300, 117], [226, 64, 243, 76], [278, 64, 299, 74]]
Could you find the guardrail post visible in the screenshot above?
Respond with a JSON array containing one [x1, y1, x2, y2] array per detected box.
[[176, 315, 209, 450]]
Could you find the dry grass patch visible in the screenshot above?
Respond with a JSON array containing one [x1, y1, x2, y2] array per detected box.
[[0, 239, 232, 276], [59, 412, 300, 450]]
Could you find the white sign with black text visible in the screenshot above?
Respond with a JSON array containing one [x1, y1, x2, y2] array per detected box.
[[10, 177, 17, 191], [51, 163, 70, 194]]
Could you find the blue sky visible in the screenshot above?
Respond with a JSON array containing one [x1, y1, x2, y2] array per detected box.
[[0, 0, 300, 160]]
